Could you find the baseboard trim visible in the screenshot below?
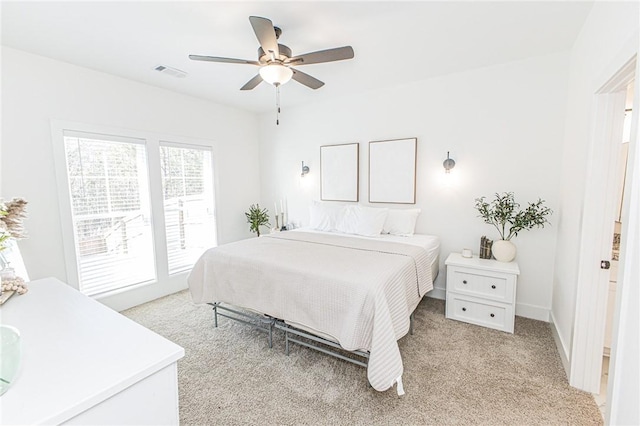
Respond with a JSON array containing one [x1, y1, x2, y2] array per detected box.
[[427, 287, 446, 300], [550, 311, 571, 379], [100, 280, 189, 312], [515, 302, 549, 322]]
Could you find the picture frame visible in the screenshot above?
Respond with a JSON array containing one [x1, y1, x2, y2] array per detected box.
[[320, 143, 359, 202], [368, 137, 417, 204]]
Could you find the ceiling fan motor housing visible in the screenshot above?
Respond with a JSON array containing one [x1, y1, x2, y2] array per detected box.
[[258, 44, 292, 64]]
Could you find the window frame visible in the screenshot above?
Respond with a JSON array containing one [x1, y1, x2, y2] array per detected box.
[[51, 120, 219, 300]]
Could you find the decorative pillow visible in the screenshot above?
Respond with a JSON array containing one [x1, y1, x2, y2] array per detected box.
[[382, 209, 421, 236], [336, 205, 388, 237], [309, 201, 343, 232]]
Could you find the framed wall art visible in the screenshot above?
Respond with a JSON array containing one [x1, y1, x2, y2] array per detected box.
[[320, 143, 359, 202], [369, 137, 417, 204]]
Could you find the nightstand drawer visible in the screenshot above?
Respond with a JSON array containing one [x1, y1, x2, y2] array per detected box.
[[448, 267, 515, 303], [446, 293, 514, 333]]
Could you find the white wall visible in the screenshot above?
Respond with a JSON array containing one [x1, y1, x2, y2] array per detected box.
[[258, 52, 570, 321], [551, 2, 639, 423], [1, 47, 261, 305]]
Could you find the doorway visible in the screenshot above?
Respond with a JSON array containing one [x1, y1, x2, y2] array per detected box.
[[568, 55, 637, 423], [593, 82, 634, 418]]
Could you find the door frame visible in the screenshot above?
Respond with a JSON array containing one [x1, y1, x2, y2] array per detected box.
[[569, 54, 638, 404]]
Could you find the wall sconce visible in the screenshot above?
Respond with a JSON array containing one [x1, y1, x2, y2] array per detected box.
[[301, 161, 310, 177], [443, 151, 456, 173]]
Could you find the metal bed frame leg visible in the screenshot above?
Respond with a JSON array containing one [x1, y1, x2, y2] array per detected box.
[[275, 321, 369, 368], [409, 312, 414, 336], [285, 328, 290, 355], [207, 302, 275, 348]]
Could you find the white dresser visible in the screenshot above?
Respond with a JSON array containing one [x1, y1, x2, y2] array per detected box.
[[0, 278, 184, 425], [445, 253, 520, 333]]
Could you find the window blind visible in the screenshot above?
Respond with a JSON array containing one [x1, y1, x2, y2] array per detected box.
[[63, 132, 156, 296], [160, 144, 216, 274]]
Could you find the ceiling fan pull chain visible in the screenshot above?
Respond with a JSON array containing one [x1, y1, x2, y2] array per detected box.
[[276, 84, 281, 125]]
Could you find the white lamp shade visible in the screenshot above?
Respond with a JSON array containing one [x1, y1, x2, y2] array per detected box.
[[259, 64, 293, 86]]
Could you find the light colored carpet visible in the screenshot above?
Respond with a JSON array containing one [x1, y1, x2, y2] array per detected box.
[[123, 291, 602, 425]]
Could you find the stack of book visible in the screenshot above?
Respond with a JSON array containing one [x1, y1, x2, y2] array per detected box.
[[480, 236, 493, 259]]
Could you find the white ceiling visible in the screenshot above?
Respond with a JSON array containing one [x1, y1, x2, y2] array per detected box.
[[1, 1, 594, 113]]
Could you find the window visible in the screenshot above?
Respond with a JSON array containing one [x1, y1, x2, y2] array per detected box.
[[160, 144, 216, 274], [63, 132, 156, 296], [54, 124, 217, 299]]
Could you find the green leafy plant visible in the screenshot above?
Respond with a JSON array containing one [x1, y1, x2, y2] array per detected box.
[[474, 192, 552, 241], [245, 204, 270, 237]]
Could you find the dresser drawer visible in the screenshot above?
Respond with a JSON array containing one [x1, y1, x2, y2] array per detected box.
[[446, 293, 514, 333], [447, 266, 516, 303]]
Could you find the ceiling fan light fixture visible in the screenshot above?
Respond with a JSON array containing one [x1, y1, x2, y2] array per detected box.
[[259, 64, 293, 86]]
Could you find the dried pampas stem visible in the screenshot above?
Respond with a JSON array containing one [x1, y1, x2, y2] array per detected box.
[[1, 198, 28, 239]]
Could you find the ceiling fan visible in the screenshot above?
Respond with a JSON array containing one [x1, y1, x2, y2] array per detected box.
[[189, 16, 355, 91]]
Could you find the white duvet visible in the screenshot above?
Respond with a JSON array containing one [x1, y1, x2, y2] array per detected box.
[[188, 231, 439, 394]]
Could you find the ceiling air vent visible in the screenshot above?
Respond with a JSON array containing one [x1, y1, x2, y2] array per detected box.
[[153, 65, 187, 78]]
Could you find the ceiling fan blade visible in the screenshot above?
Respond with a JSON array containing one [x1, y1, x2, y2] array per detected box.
[[249, 16, 279, 59], [288, 46, 354, 66], [240, 74, 263, 91], [291, 68, 324, 90], [189, 55, 259, 65]]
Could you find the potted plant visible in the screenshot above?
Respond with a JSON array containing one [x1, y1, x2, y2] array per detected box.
[[474, 192, 552, 262], [245, 204, 270, 237]]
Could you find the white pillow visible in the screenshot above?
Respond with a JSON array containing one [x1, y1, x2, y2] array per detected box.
[[356, 206, 389, 237], [309, 201, 343, 232], [382, 209, 421, 236], [335, 205, 358, 234], [336, 205, 388, 237]]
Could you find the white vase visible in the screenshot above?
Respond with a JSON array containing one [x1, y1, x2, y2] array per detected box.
[[492, 239, 517, 262]]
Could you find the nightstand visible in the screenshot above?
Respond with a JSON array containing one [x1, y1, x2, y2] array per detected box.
[[445, 253, 520, 333]]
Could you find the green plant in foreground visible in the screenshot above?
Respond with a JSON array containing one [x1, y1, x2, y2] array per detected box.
[[474, 192, 552, 241], [245, 204, 270, 237]]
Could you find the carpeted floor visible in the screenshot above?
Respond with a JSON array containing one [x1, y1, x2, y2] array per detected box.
[[123, 291, 603, 425]]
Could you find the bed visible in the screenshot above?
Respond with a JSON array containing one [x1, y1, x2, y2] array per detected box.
[[188, 228, 440, 394]]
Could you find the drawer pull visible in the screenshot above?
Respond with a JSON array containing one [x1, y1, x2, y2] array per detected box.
[[462, 280, 468, 284], [490, 313, 495, 318], [462, 307, 467, 312], [491, 285, 496, 289]]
